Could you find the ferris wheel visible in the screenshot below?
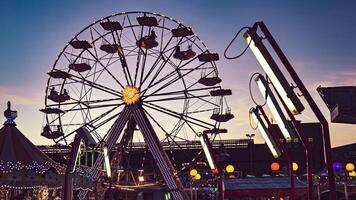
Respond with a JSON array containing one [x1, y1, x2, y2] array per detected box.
[[40, 11, 233, 199]]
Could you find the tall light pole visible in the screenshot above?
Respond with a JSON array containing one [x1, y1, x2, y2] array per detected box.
[[246, 133, 255, 174]]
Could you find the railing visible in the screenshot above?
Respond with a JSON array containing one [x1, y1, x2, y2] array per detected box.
[[38, 139, 252, 153]]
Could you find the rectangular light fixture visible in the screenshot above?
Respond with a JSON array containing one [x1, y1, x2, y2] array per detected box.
[[199, 133, 217, 171], [103, 145, 111, 178], [71, 147, 81, 173], [244, 29, 304, 115], [69, 135, 83, 173], [255, 74, 295, 141], [250, 107, 282, 158]]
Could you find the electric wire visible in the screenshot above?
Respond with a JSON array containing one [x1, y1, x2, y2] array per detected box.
[[224, 26, 252, 59], [249, 73, 267, 107]]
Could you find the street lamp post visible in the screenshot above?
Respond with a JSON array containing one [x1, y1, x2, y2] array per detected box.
[[246, 134, 255, 174]]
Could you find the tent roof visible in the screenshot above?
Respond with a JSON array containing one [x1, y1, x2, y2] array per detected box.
[[224, 177, 307, 198], [0, 126, 57, 166], [0, 102, 63, 174], [224, 177, 306, 190]]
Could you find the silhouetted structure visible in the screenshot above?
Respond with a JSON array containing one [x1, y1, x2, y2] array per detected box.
[[318, 86, 356, 124]]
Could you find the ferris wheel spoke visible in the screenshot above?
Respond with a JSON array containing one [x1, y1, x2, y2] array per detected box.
[[112, 28, 135, 86], [140, 53, 200, 96], [54, 105, 122, 143], [126, 14, 138, 41], [159, 17, 165, 52], [48, 97, 121, 109], [66, 72, 121, 97], [89, 27, 100, 58], [85, 48, 126, 89], [139, 34, 174, 88], [185, 108, 216, 115], [148, 35, 195, 58], [188, 93, 219, 107], [133, 25, 146, 87], [143, 86, 219, 97], [143, 102, 214, 129], [143, 59, 208, 98], [63, 103, 122, 112], [63, 51, 97, 62], [143, 51, 181, 92], [136, 27, 151, 87], [144, 94, 211, 103], [91, 26, 134, 87], [87, 104, 122, 127], [143, 108, 183, 150], [143, 36, 186, 90]]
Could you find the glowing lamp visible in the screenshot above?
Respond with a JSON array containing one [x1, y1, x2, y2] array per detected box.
[[244, 30, 304, 115], [122, 86, 140, 105], [199, 133, 217, 170], [333, 162, 342, 171], [250, 107, 281, 158], [255, 74, 295, 141], [292, 162, 298, 172], [103, 144, 111, 178], [349, 171, 356, 177], [190, 169, 198, 177], [138, 175, 145, 182], [346, 163, 355, 172], [226, 164, 235, 173], [271, 162, 280, 171], [194, 173, 201, 180]]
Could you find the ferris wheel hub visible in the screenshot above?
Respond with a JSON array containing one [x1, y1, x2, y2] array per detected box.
[[122, 86, 141, 105]]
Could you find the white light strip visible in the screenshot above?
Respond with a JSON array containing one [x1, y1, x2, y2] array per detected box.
[[251, 108, 281, 158], [256, 75, 295, 141], [199, 134, 216, 170], [245, 33, 301, 115], [71, 140, 82, 173], [103, 145, 111, 178]]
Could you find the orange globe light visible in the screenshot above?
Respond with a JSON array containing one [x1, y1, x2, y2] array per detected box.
[[292, 162, 298, 171], [190, 169, 198, 177], [271, 162, 280, 171], [346, 163, 355, 172], [194, 173, 201, 180], [226, 164, 235, 173]]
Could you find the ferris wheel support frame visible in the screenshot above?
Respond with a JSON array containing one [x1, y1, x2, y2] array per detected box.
[[78, 104, 188, 200]]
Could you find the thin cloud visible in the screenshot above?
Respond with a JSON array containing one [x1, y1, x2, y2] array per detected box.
[[0, 85, 43, 106]]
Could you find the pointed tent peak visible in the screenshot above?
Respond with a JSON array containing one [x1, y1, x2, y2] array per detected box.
[[3, 101, 17, 126]]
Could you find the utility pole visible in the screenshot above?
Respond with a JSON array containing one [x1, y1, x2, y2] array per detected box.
[[246, 134, 255, 174]]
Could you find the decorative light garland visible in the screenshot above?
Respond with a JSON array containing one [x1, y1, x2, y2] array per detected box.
[[0, 160, 64, 174], [0, 184, 62, 190]]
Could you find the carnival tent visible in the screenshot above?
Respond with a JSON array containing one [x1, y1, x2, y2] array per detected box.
[[0, 102, 64, 190]]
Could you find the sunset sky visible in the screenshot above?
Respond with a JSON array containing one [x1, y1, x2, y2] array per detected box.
[[0, 0, 355, 147]]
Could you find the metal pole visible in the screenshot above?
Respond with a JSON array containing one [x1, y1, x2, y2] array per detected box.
[[218, 170, 224, 200], [344, 182, 349, 200], [268, 84, 314, 200], [246, 134, 255, 174], [190, 180, 193, 200], [258, 21, 336, 200], [109, 177, 113, 200], [258, 106, 295, 200], [317, 183, 320, 200]]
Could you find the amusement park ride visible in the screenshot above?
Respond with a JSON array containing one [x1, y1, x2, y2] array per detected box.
[[38, 10, 341, 200], [40, 11, 233, 199]]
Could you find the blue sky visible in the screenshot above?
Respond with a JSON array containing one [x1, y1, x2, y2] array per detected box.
[[0, 0, 355, 146]]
